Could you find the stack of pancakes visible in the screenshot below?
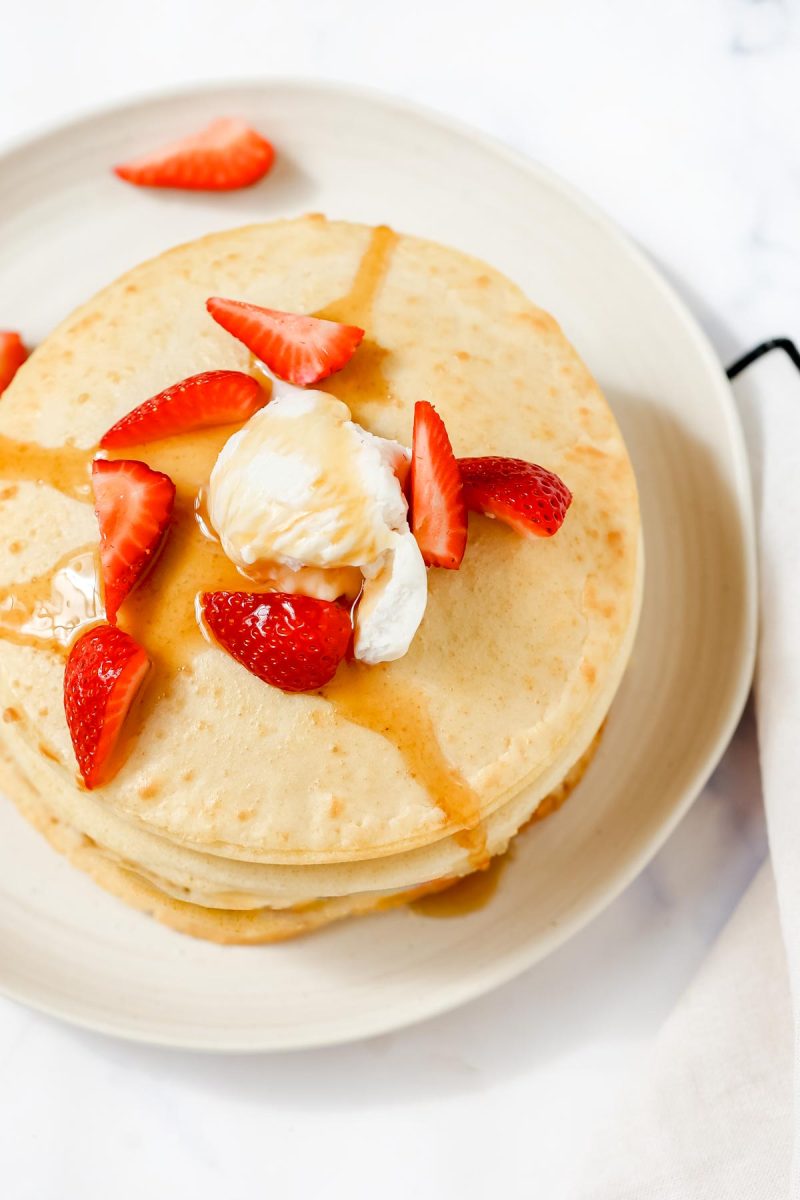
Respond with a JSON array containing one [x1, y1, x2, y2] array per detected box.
[[0, 217, 641, 942]]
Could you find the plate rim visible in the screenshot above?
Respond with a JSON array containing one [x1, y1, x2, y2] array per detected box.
[[0, 77, 758, 1051]]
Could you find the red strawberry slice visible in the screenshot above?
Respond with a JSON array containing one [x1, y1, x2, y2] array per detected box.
[[459, 456, 572, 538], [206, 297, 364, 386], [409, 401, 467, 569], [0, 331, 28, 394], [99, 371, 265, 449], [201, 591, 352, 693], [114, 117, 274, 191], [92, 458, 176, 623], [64, 624, 150, 789]]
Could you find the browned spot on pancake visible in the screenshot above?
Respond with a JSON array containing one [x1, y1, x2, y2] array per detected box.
[[475, 274, 490, 288], [49, 816, 59, 826], [566, 444, 608, 463], [581, 662, 597, 685], [455, 350, 471, 362], [2, 707, 20, 724], [328, 797, 343, 819], [516, 309, 557, 334], [39, 742, 62, 764], [583, 579, 615, 621], [306, 212, 325, 222], [592, 590, 618, 619], [38, 706, 48, 717], [587, 584, 616, 620], [124, 284, 139, 294], [76, 392, 90, 405], [237, 810, 251, 822], [8, 541, 23, 554], [138, 781, 162, 800], [68, 311, 101, 334], [81, 834, 97, 849], [0, 485, 19, 501], [181, 769, 195, 783]]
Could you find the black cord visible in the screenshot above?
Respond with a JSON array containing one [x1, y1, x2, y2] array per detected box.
[[726, 338, 800, 380]]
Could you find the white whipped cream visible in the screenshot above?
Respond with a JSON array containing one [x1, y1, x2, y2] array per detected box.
[[354, 527, 428, 665], [208, 378, 427, 663]]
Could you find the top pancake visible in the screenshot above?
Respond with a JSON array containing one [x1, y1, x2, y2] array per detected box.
[[0, 216, 640, 866]]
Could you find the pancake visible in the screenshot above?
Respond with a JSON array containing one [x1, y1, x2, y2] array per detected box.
[[0, 727, 601, 943], [0, 216, 642, 939]]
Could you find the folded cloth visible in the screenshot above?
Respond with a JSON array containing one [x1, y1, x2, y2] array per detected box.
[[572, 863, 791, 1197], [571, 348, 800, 1198]]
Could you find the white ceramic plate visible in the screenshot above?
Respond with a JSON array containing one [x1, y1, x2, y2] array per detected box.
[[0, 81, 756, 1050]]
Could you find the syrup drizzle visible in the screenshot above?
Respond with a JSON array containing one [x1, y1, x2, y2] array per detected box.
[[315, 224, 398, 415], [0, 434, 91, 500], [112, 425, 264, 675], [410, 851, 509, 918], [323, 665, 487, 863], [0, 544, 100, 653], [0, 225, 486, 864]]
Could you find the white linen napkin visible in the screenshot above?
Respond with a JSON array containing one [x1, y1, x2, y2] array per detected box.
[[570, 347, 800, 1198]]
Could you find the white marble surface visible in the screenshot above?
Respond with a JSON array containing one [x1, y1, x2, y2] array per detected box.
[[0, 0, 795, 1195]]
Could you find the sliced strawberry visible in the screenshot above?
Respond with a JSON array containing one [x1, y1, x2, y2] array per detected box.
[[459, 456, 572, 538], [64, 624, 150, 789], [201, 591, 352, 693], [99, 371, 265, 449], [0, 331, 28, 394], [409, 401, 467, 569], [206, 297, 364, 386], [92, 459, 176, 623], [114, 117, 274, 191]]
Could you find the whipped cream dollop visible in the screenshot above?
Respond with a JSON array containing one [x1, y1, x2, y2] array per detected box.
[[208, 380, 427, 664]]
